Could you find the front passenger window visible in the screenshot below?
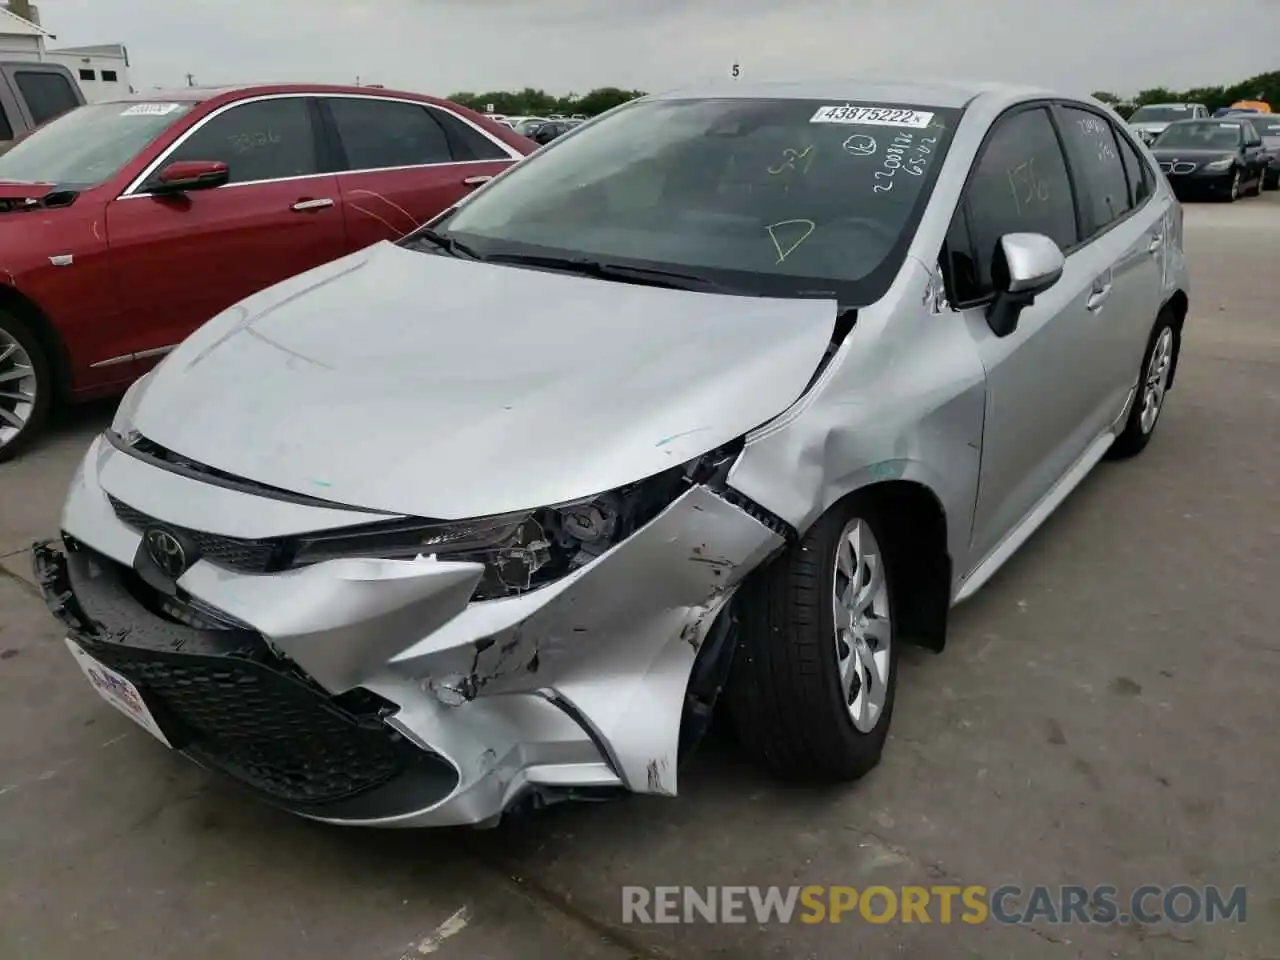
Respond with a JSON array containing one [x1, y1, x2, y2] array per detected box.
[[165, 97, 318, 185], [953, 106, 1078, 303]]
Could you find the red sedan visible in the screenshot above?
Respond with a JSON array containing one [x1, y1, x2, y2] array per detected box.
[[0, 83, 534, 461]]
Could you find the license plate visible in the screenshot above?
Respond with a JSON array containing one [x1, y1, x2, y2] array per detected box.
[[64, 638, 171, 747]]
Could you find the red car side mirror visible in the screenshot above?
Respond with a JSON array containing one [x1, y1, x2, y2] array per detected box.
[[152, 159, 229, 193]]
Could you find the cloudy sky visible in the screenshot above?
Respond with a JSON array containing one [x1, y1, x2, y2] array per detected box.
[[31, 0, 1280, 98]]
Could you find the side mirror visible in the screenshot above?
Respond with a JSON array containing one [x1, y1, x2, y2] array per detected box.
[[150, 159, 229, 194], [985, 233, 1064, 338]]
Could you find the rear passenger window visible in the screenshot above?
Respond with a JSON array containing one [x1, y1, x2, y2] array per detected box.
[[952, 106, 1078, 303], [1115, 128, 1153, 207], [166, 97, 318, 185], [327, 98, 453, 169], [14, 70, 80, 126], [429, 108, 509, 161], [1059, 106, 1132, 232]]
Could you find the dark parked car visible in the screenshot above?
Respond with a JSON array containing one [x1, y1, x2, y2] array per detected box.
[[1250, 115, 1280, 189], [0, 83, 534, 461], [1149, 118, 1268, 201], [532, 119, 578, 145]]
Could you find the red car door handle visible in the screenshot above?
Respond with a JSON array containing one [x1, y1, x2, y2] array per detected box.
[[462, 175, 493, 187], [291, 198, 334, 212]]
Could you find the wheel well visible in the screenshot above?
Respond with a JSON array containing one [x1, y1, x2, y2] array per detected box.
[[1163, 290, 1189, 390], [857, 480, 951, 653], [0, 285, 72, 400]]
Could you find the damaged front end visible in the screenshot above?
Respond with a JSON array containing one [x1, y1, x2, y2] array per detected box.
[[37, 430, 791, 827]]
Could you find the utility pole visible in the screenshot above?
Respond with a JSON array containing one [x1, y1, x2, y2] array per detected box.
[[185, 73, 196, 88]]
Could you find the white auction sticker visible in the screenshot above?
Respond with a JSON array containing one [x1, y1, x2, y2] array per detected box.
[[811, 105, 935, 128], [120, 103, 182, 117]]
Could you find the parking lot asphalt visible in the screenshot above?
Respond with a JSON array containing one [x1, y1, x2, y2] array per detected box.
[[2, 194, 1278, 960]]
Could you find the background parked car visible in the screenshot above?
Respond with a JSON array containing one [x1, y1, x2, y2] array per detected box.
[[0, 83, 533, 461], [1128, 102, 1208, 144], [1250, 115, 1280, 188], [0, 60, 85, 155], [1149, 117, 1268, 201], [531, 118, 578, 145]]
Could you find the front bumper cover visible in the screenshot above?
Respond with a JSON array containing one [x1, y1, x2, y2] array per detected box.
[[37, 434, 785, 827]]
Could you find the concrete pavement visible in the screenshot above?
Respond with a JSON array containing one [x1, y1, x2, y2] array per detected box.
[[2, 195, 1278, 959]]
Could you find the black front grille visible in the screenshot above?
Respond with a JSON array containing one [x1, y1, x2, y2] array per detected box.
[[56, 540, 426, 805], [87, 640, 410, 804], [108, 495, 278, 573]]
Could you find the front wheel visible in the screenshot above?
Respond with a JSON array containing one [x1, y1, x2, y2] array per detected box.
[[1221, 168, 1241, 202], [726, 495, 900, 782], [0, 309, 53, 464], [1248, 168, 1265, 197], [1108, 313, 1179, 460]]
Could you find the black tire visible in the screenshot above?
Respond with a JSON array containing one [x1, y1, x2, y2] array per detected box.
[[725, 494, 901, 782], [1108, 312, 1180, 460], [1248, 169, 1265, 197], [1264, 170, 1279, 191], [0, 309, 53, 464], [1219, 168, 1241, 203]]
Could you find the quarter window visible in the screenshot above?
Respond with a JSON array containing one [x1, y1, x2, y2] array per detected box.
[[164, 97, 318, 185], [326, 97, 453, 169], [1059, 106, 1132, 233], [430, 107, 509, 161], [1115, 127, 1153, 207], [952, 106, 1078, 303]]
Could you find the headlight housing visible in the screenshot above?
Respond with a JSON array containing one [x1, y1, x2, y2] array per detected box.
[[1204, 157, 1235, 171], [289, 442, 743, 601]]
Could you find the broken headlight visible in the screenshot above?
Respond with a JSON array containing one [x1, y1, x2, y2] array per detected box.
[[288, 442, 742, 601]]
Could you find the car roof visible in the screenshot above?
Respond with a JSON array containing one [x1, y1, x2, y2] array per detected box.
[[99, 83, 458, 107], [646, 77, 1054, 109]]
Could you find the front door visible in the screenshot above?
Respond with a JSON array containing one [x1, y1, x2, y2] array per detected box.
[[105, 95, 348, 369], [945, 104, 1100, 565], [317, 94, 516, 247]]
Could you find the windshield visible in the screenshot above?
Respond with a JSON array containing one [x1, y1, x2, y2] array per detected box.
[[1153, 121, 1244, 149], [0, 101, 193, 187], [513, 118, 545, 136], [1252, 118, 1280, 139], [433, 97, 960, 304], [1130, 106, 1195, 123]]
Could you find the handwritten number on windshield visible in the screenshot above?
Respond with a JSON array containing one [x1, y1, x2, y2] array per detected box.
[[768, 145, 816, 176]]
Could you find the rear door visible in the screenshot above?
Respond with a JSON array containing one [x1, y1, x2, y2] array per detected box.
[[317, 94, 517, 248], [1054, 104, 1166, 428], [105, 94, 348, 368]]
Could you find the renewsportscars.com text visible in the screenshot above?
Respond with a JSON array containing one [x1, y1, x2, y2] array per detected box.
[[621, 884, 1248, 926]]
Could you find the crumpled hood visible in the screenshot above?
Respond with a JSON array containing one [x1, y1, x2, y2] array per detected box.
[[131, 242, 837, 519]]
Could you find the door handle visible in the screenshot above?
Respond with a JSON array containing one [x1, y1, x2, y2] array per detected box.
[[1086, 280, 1112, 312], [291, 198, 334, 212], [1147, 234, 1162, 254], [462, 175, 493, 187]]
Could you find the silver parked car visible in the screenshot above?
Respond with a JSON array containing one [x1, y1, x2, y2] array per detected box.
[[34, 79, 1189, 829], [1128, 102, 1210, 144]]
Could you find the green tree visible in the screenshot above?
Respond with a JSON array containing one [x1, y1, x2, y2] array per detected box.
[[445, 85, 646, 118]]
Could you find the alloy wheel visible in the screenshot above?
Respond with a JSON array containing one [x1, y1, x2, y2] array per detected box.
[[1230, 170, 1240, 199], [0, 330, 37, 449], [1139, 326, 1174, 434], [832, 517, 892, 733]]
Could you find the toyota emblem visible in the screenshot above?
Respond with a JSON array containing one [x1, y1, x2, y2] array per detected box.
[[144, 527, 188, 578]]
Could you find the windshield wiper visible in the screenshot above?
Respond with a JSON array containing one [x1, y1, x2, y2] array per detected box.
[[478, 253, 739, 293], [400, 227, 481, 259]]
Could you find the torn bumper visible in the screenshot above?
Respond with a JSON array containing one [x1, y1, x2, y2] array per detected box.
[[37, 435, 783, 827]]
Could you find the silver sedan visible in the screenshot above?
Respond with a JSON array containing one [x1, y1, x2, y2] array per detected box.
[[34, 78, 1189, 828]]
